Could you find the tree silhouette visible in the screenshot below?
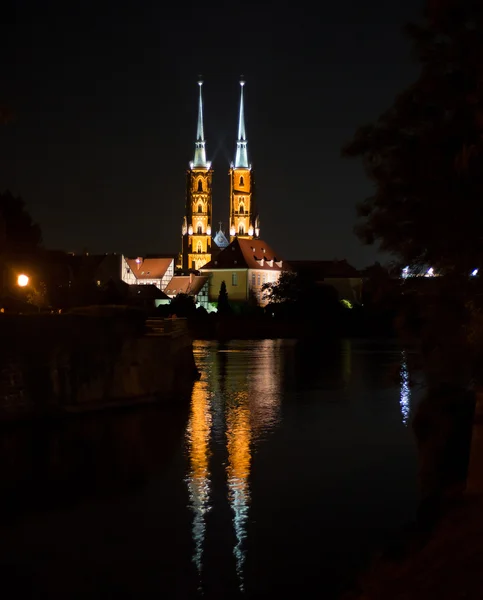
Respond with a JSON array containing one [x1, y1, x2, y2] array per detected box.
[[342, 0, 483, 275], [262, 271, 300, 304], [0, 190, 42, 254], [217, 281, 231, 315], [169, 293, 196, 318]]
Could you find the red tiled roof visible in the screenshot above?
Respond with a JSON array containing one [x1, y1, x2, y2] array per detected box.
[[164, 275, 208, 296], [201, 238, 286, 271], [125, 257, 173, 280]]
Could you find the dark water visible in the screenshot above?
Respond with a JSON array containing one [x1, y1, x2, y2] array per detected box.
[[0, 339, 421, 599]]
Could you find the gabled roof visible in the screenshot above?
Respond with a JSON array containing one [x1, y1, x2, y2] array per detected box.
[[164, 275, 208, 297], [124, 256, 173, 280], [201, 238, 286, 271], [288, 260, 360, 279]]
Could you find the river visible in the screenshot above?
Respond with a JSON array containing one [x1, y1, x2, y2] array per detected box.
[[0, 338, 421, 599]]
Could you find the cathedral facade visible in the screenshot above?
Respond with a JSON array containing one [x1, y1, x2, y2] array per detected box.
[[181, 80, 259, 271]]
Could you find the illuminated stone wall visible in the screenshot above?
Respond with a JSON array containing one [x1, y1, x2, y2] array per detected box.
[[229, 168, 254, 240], [183, 167, 214, 270]]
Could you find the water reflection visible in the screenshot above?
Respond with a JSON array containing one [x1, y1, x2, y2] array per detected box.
[[226, 392, 251, 591], [185, 380, 212, 579], [187, 340, 283, 593], [0, 403, 191, 517], [400, 351, 411, 426], [248, 339, 282, 440]]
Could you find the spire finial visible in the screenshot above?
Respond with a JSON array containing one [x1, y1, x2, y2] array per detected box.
[[191, 79, 209, 169], [234, 79, 249, 168]]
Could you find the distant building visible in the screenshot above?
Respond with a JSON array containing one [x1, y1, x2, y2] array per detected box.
[[164, 273, 210, 309], [121, 255, 175, 291], [288, 260, 363, 305], [201, 237, 285, 306], [181, 79, 260, 272], [181, 81, 214, 271]]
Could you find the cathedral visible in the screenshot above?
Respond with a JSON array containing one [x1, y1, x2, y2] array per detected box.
[[181, 80, 260, 271]]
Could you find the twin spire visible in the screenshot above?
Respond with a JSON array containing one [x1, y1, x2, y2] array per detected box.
[[235, 80, 248, 169], [191, 80, 248, 169], [191, 81, 209, 169]]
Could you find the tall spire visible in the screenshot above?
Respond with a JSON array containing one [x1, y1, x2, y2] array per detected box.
[[192, 80, 208, 169], [234, 79, 249, 168]]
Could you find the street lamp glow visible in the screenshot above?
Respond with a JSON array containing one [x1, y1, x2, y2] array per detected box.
[[17, 274, 29, 287]]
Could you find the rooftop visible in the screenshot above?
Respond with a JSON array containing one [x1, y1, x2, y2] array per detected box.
[[124, 256, 174, 280], [202, 238, 285, 271]]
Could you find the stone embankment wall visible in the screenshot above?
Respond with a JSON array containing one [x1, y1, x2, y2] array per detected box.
[[0, 313, 196, 418]]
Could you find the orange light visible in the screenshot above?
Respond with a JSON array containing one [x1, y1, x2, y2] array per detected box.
[[17, 274, 29, 287]]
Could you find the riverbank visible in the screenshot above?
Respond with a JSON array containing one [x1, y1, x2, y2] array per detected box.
[[0, 311, 197, 420], [341, 391, 483, 600]]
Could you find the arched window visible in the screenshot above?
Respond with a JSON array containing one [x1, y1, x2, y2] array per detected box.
[[197, 225, 202, 234], [198, 204, 203, 213], [239, 176, 244, 187], [197, 241, 202, 253], [197, 180, 203, 192], [239, 204, 245, 214], [239, 223, 245, 235]]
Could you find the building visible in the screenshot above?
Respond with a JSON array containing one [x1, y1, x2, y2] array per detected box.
[[181, 79, 263, 272], [121, 255, 175, 291], [201, 238, 285, 306], [288, 260, 363, 305], [181, 81, 214, 271], [164, 273, 210, 309], [228, 80, 260, 241]]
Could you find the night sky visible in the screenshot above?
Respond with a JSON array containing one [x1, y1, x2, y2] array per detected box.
[[1, 0, 423, 267]]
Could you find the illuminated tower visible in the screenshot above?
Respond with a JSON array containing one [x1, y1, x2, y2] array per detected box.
[[229, 80, 259, 242], [182, 81, 214, 271]]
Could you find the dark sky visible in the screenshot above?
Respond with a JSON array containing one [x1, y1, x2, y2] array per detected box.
[[1, 0, 424, 267]]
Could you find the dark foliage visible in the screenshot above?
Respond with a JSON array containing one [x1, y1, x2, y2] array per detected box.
[[217, 281, 231, 315], [343, 0, 483, 275], [0, 190, 42, 254], [169, 293, 197, 318]]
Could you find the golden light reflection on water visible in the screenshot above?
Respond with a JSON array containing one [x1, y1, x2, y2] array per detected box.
[[226, 392, 252, 591], [185, 380, 212, 577], [187, 340, 283, 592]]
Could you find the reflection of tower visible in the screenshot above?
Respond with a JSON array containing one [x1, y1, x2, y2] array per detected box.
[[185, 380, 212, 580], [225, 391, 251, 592], [182, 80, 214, 271], [400, 350, 411, 426], [229, 80, 259, 241]]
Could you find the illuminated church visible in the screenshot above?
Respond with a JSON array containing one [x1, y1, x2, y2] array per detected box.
[[180, 80, 284, 306], [181, 80, 261, 272]]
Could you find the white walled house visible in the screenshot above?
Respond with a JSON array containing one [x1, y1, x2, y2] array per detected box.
[[121, 255, 175, 291]]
